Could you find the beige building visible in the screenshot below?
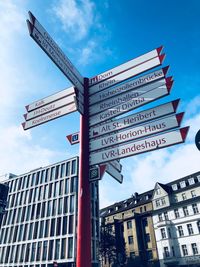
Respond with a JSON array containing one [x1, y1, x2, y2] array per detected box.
[[100, 191, 159, 267]]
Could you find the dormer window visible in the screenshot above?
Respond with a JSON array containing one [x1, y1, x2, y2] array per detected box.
[[180, 181, 186, 188], [155, 188, 161, 195], [172, 184, 178, 191], [197, 175, 200, 182], [188, 178, 195, 185]]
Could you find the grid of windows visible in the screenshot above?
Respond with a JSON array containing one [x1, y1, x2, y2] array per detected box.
[[0, 158, 89, 267]]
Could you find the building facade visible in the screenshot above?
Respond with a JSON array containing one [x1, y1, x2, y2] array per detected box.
[[100, 191, 159, 267], [152, 171, 200, 267], [0, 157, 100, 267], [0, 178, 9, 229], [100, 170, 200, 267]]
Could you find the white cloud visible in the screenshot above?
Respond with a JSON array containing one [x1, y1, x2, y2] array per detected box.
[[52, 0, 95, 40]]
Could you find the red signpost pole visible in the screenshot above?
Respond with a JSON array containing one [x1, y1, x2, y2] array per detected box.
[[77, 78, 92, 267]]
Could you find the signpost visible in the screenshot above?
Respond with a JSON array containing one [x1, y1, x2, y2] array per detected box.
[[89, 113, 184, 152], [89, 82, 173, 126], [23, 11, 189, 267], [89, 127, 189, 166]]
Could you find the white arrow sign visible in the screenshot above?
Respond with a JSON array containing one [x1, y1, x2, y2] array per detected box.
[[105, 163, 123, 184], [28, 11, 84, 86], [89, 99, 180, 139], [89, 46, 163, 86], [22, 102, 77, 130], [89, 127, 189, 166], [89, 54, 165, 95], [89, 82, 173, 126], [90, 113, 184, 152], [26, 86, 75, 112], [24, 94, 75, 121], [89, 66, 169, 105], [89, 77, 172, 116], [27, 21, 84, 94]]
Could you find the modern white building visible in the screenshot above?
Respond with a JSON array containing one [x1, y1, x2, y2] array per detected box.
[[0, 157, 100, 267], [152, 171, 200, 267]]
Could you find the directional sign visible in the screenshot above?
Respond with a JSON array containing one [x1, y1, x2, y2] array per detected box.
[[67, 132, 80, 145], [89, 46, 163, 86], [89, 127, 189, 166], [24, 94, 75, 120], [89, 54, 165, 95], [105, 163, 123, 184], [22, 102, 77, 130], [109, 160, 122, 172], [89, 77, 172, 116], [89, 82, 173, 126], [26, 86, 75, 112], [195, 130, 200, 151], [27, 20, 84, 94], [74, 97, 84, 115], [90, 113, 184, 152], [89, 66, 169, 105], [89, 165, 106, 182], [89, 99, 180, 139]]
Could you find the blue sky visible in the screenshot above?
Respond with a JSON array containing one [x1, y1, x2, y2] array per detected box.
[[0, 0, 200, 208]]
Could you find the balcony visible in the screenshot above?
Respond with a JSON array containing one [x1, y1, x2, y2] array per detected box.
[[155, 219, 172, 228], [163, 257, 179, 266]]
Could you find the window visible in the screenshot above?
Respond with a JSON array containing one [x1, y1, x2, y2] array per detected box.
[[172, 246, 175, 257], [128, 236, 134, 244], [183, 206, 189, 216], [181, 244, 188, 256], [180, 181, 186, 188], [197, 221, 200, 233], [161, 228, 166, 239], [174, 209, 180, 218], [145, 233, 150, 243], [191, 190, 196, 197], [68, 237, 73, 258], [155, 188, 161, 195], [164, 247, 170, 257], [188, 177, 195, 185], [130, 252, 135, 259], [161, 198, 166, 205], [178, 226, 184, 237], [191, 243, 198, 255], [48, 240, 54, 260], [192, 203, 199, 214], [61, 238, 67, 259], [68, 215, 74, 234], [55, 239, 60, 259], [127, 221, 132, 229], [158, 213, 163, 221], [155, 200, 161, 207], [42, 241, 48, 260], [197, 175, 200, 182], [182, 193, 187, 200], [146, 250, 153, 260], [164, 212, 169, 220], [168, 228, 171, 238], [187, 224, 194, 235], [36, 241, 42, 261]]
